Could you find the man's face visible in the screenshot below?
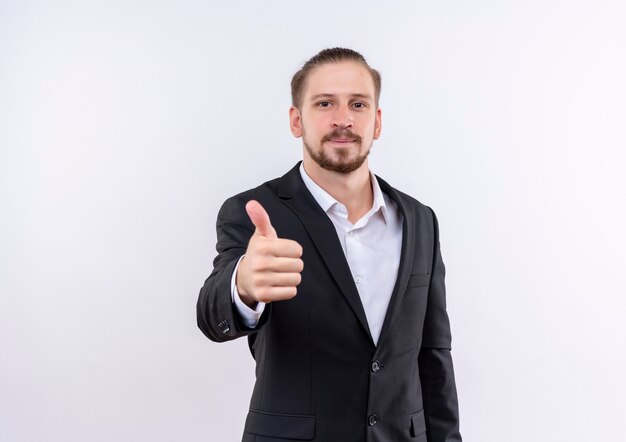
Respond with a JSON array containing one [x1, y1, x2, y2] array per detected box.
[[290, 61, 382, 174]]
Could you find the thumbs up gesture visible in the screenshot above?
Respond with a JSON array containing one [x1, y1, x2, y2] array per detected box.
[[236, 200, 304, 307]]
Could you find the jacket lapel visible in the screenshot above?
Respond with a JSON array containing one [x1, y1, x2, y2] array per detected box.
[[373, 176, 416, 349], [277, 163, 374, 345]]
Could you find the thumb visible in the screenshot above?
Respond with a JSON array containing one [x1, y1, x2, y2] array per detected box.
[[245, 200, 278, 239]]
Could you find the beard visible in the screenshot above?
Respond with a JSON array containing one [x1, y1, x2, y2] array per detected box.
[[304, 127, 371, 174]]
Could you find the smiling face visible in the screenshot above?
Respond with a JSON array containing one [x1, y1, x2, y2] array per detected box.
[[289, 61, 382, 174]]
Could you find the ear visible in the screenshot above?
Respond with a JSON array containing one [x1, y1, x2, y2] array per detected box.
[[373, 107, 382, 140], [289, 106, 303, 138]]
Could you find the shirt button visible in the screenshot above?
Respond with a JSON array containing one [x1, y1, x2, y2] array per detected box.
[[368, 414, 378, 426], [371, 360, 381, 373], [355, 277, 362, 284]]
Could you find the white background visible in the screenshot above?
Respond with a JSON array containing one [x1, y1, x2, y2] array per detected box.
[[2, 1, 625, 441]]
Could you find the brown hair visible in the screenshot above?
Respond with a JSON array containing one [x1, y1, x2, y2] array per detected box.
[[290, 47, 381, 109]]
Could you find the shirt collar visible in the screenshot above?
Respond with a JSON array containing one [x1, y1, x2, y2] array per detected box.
[[299, 162, 389, 223]]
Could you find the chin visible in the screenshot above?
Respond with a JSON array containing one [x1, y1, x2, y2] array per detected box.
[[305, 141, 369, 174]]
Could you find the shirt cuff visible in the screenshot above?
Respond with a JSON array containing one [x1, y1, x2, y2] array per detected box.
[[231, 255, 266, 328]]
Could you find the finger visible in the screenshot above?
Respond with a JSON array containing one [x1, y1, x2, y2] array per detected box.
[[249, 256, 303, 273], [269, 257, 304, 273], [246, 200, 277, 239], [256, 286, 298, 303], [262, 238, 303, 258], [255, 272, 302, 288]]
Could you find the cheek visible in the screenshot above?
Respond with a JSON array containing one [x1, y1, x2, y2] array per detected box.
[[304, 123, 324, 139], [366, 118, 380, 138]]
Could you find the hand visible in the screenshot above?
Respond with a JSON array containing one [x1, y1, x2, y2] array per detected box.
[[236, 200, 304, 307]]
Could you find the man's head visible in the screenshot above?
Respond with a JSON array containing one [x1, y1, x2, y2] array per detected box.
[[290, 48, 381, 110], [289, 48, 382, 175]]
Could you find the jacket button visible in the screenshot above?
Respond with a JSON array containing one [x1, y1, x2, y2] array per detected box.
[[218, 320, 230, 334], [368, 414, 378, 426], [371, 360, 381, 373]]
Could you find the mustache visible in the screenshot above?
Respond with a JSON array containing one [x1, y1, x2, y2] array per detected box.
[[321, 128, 362, 144]]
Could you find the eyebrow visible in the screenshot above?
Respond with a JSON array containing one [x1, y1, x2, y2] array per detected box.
[[309, 93, 373, 102]]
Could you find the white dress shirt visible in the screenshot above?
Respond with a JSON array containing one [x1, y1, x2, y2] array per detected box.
[[231, 163, 403, 345]]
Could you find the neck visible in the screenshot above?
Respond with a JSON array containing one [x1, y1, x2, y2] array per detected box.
[[302, 157, 373, 224]]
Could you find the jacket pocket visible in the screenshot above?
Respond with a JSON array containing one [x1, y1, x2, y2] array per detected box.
[[410, 409, 427, 438], [245, 409, 315, 440], [407, 273, 430, 288]]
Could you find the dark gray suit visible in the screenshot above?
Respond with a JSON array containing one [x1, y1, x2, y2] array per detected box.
[[197, 162, 461, 441]]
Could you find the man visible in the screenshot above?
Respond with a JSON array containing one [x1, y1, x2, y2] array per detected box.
[[197, 48, 461, 442]]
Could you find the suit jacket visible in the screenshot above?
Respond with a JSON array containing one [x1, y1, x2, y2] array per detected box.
[[197, 162, 461, 442]]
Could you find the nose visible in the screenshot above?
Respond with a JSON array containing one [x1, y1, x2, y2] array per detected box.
[[332, 104, 353, 129]]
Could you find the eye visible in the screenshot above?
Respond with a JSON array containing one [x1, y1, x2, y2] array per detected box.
[[352, 102, 367, 109], [317, 101, 332, 108]]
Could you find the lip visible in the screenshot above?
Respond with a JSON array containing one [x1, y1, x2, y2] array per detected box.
[[327, 138, 356, 144]]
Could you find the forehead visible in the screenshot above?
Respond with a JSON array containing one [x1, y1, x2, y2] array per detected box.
[[303, 61, 376, 99]]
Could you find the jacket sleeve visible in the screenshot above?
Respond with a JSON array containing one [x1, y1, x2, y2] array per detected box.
[[196, 195, 271, 342], [418, 207, 462, 442]]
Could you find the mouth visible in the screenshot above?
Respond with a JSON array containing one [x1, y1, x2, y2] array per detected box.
[[327, 138, 357, 144], [321, 129, 362, 146]]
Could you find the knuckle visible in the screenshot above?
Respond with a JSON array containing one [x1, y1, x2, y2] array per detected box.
[[251, 274, 265, 288], [251, 257, 269, 272], [284, 240, 302, 256], [287, 241, 303, 256], [257, 294, 271, 303], [255, 288, 270, 301], [255, 240, 270, 255], [249, 261, 260, 272]]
